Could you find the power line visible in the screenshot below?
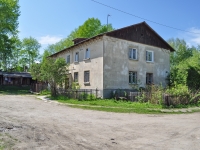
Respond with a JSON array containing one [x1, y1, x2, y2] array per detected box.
[[91, 0, 200, 35]]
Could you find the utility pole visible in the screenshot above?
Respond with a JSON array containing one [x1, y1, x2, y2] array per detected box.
[[107, 14, 110, 32]]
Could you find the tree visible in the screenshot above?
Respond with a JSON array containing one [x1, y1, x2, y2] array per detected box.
[[0, 0, 20, 70], [76, 18, 113, 38], [168, 38, 193, 66], [167, 38, 200, 89], [44, 18, 114, 54], [0, 36, 15, 70], [21, 37, 41, 69], [9, 37, 22, 71], [30, 58, 68, 97]]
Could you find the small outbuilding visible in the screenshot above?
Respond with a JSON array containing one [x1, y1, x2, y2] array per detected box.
[[0, 72, 33, 86]]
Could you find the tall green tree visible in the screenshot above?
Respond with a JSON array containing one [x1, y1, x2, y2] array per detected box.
[[76, 18, 113, 38], [168, 38, 193, 66], [21, 37, 41, 69], [30, 57, 68, 97], [0, 0, 20, 70], [9, 37, 22, 71], [167, 38, 200, 89], [44, 18, 114, 54]]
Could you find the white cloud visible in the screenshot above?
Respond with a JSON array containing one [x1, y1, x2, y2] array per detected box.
[[38, 35, 63, 45], [189, 28, 200, 45], [179, 27, 200, 47]]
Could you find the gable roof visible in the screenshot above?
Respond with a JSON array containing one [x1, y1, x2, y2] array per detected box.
[[50, 21, 174, 57], [106, 22, 175, 51]]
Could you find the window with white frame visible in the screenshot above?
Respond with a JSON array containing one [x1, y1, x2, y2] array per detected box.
[[75, 52, 79, 62], [129, 48, 137, 60], [146, 51, 154, 62], [84, 71, 90, 82], [74, 72, 78, 82], [85, 48, 90, 59], [66, 55, 70, 63], [129, 71, 137, 84]]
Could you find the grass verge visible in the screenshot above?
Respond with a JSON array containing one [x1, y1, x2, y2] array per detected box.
[[0, 85, 31, 95], [49, 96, 200, 114]]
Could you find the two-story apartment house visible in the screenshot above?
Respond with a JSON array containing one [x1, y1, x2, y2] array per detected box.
[[50, 22, 174, 98]]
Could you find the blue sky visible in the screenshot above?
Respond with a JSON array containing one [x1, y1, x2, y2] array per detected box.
[[18, 0, 200, 54]]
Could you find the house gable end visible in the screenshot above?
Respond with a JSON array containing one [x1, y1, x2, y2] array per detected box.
[[106, 22, 174, 51]]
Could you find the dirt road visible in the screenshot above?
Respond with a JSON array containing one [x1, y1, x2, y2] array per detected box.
[[0, 95, 200, 150]]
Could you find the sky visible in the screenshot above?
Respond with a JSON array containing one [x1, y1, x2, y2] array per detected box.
[[18, 0, 200, 54]]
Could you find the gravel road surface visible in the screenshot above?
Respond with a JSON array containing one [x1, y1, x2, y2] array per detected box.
[[0, 95, 200, 150]]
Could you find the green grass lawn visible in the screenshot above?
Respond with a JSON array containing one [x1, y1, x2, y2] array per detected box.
[[50, 96, 200, 114], [0, 85, 31, 95]]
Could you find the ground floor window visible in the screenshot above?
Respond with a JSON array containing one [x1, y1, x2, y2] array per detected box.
[[74, 72, 78, 82], [84, 71, 90, 82], [129, 71, 137, 84], [65, 78, 69, 89], [146, 73, 153, 84]]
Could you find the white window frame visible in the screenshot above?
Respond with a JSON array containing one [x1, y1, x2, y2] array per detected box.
[[66, 55, 70, 64], [75, 52, 79, 62], [146, 50, 154, 62], [129, 48, 137, 60], [84, 71, 90, 83], [129, 71, 137, 84], [85, 48, 90, 59]]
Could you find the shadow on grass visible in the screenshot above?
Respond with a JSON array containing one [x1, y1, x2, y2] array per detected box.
[[0, 85, 31, 95]]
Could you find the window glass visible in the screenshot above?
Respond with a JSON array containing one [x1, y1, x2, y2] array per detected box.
[[146, 73, 153, 84], [129, 49, 137, 60], [74, 72, 78, 82], [85, 49, 90, 59], [146, 51, 154, 62], [129, 71, 137, 84], [66, 55, 70, 63], [84, 71, 90, 82], [75, 52, 79, 62]]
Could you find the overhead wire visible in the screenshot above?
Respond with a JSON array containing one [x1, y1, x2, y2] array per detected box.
[[91, 0, 200, 35]]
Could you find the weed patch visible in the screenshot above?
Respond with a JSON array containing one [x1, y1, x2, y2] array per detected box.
[[0, 85, 30, 95]]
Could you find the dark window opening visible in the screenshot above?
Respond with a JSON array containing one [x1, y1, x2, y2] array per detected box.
[[84, 71, 90, 82], [74, 72, 78, 82], [146, 73, 153, 84]]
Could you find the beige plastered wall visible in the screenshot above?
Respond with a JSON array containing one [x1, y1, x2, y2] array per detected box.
[[103, 36, 170, 90], [56, 37, 104, 97]]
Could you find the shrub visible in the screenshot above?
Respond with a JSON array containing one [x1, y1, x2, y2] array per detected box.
[[39, 89, 51, 95], [166, 84, 189, 96], [79, 93, 96, 101], [145, 85, 164, 105]]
